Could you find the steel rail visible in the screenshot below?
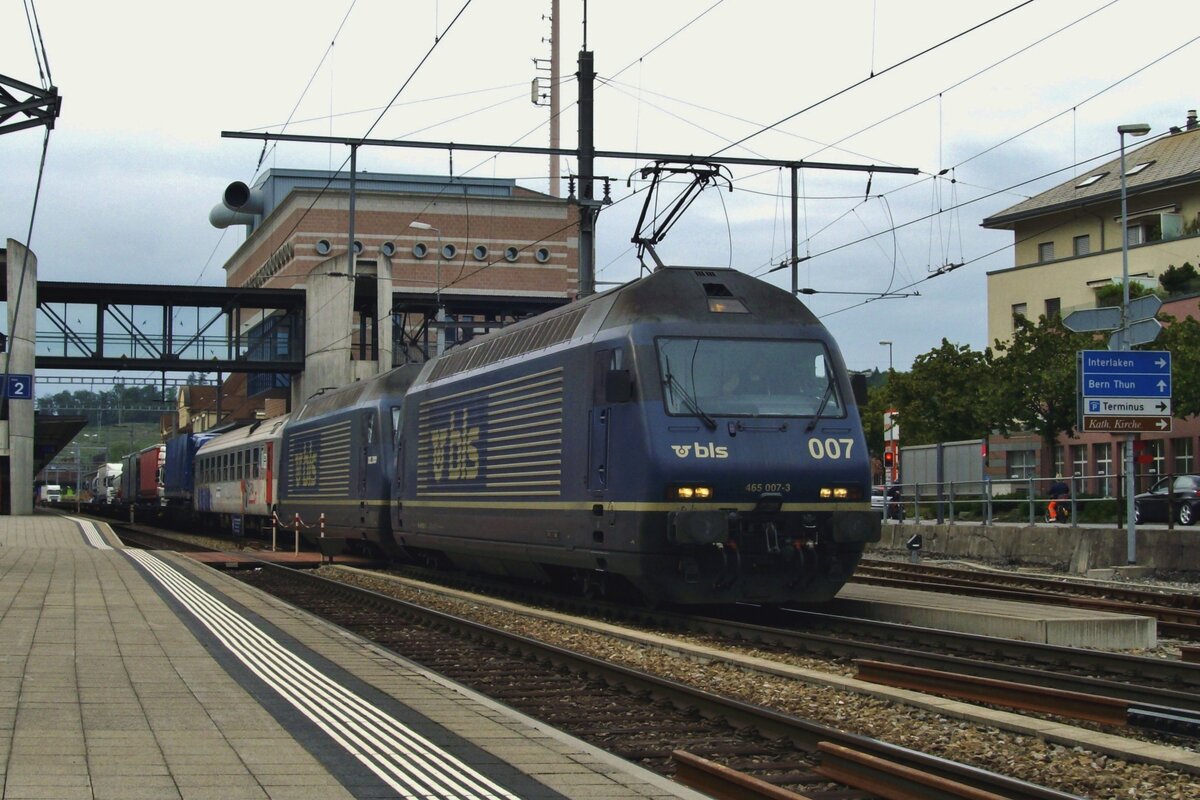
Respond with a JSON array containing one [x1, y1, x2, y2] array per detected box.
[[671, 750, 818, 800], [249, 562, 1080, 800]]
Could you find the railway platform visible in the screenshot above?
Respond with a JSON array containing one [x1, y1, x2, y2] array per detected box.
[[833, 583, 1156, 649], [0, 514, 709, 800]]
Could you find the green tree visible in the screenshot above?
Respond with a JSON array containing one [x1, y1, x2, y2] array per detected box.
[[988, 315, 1101, 447], [879, 339, 993, 446], [1155, 314, 1200, 417], [1158, 262, 1198, 296], [1094, 280, 1154, 308]]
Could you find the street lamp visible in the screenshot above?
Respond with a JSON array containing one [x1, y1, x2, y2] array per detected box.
[[1118, 121, 1150, 564], [408, 221, 443, 311], [76, 433, 98, 514], [409, 221, 445, 356], [879, 340, 893, 371]]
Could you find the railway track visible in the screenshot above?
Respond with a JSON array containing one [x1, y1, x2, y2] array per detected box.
[[361, 562, 1200, 716], [346, 566, 1200, 740], [232, 563, 1082, 800], [105, 520, 1200, 719]]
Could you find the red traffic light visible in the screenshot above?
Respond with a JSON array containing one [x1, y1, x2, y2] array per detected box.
[[883, 451, 895, 467]]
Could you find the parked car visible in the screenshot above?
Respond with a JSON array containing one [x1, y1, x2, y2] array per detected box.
[[1133, 475, 1200, 525], [873, 485, 905, 521], [871, 486, 886, 516]]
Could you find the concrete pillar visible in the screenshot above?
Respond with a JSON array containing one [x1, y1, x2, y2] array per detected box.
[[5, 239, 36, 515], [292, 252, 354, 408]]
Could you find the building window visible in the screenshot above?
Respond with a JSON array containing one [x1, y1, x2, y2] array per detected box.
[[1173, 437, 1193, 474], [1125, 225, 1145, 246], [1006, 449, 1037, 479], [1124, 160, 1155, 177], [1073, 234, 1090, 256], [1044, 297, 1061, 318], [1146, 439, 1165, 479], [1037, 242, 1055, 262], [1053, 445, 1065, 478], [1075, 172, 1107, 188], [1011, 303, 1027, 329], [1071, 445, 1088, 494], [1095, 443, 1112, 497]]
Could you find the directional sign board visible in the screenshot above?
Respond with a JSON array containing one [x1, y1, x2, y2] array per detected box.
[[1079, 350, 1171, 397], [1127, 294, 1163, 321], [1082, 416, 1172, 433], [1085, 397, 1171, 416], [1077, 350, 1172, 432], [1064, 306, 1121, 333], [1107, 318, 1164, 350]]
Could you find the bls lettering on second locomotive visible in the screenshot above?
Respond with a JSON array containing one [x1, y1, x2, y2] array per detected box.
[[430, 410, 481, 480], [293, 440, 318, 488]]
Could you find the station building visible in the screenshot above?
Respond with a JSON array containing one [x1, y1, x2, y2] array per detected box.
[[208, 168, 580, 415]]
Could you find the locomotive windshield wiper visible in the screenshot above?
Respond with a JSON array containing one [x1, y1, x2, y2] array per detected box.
[[804, 377, 836, 433], [662, 357, 717, 431]]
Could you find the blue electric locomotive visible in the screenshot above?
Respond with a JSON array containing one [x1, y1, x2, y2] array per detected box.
[[275, 365, 422, 552], [390, 265, 879, 605]]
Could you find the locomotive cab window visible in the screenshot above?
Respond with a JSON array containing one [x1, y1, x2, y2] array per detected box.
[[656, 337, 843, 419]]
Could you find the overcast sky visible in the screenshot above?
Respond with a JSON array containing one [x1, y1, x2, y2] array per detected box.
[[4, 0, 1198, 380]]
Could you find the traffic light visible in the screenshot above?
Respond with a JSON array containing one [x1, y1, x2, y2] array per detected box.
[[883, 451, 895, 469]]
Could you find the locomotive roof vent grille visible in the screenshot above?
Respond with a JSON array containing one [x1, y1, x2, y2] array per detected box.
[[693, 270, 718, 277], [428, 305, 588, 382]]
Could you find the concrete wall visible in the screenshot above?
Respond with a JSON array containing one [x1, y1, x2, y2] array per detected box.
[[293, 253, 354, 408], [870, 522, 1200, 575]]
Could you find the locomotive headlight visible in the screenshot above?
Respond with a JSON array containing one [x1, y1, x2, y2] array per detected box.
[[671, 485, 713, 501], [819, 486, 863, 500]]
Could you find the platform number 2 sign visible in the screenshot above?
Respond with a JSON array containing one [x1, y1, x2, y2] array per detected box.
[[5, 374, 32, 399]]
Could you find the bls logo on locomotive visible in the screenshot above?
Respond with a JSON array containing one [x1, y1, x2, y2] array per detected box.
[[293, 441, 318, 488], [431, 410, 481, 480], [671, 443, 729, 459]]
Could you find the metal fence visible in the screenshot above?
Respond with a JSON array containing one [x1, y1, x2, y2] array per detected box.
[[882, 471, 1185, 528]]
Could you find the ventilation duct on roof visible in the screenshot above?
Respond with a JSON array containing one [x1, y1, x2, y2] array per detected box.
[[209, 180, 265, 229]]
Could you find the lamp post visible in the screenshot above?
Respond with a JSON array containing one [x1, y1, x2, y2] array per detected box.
[[1117, 122, 1150, 564], [409, 221, 445, 356], [879, 340, 893, 371], [75, 433, 98, 514]]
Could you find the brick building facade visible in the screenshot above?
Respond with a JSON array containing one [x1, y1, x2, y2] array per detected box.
[[208, 169, 581, 410]]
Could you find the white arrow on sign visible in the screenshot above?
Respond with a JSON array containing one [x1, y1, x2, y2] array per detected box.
[[1156, 356, 1167, 368], [1157, 418, 1170, 430]]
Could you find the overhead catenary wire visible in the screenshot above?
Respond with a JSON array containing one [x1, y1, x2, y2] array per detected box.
[[746, 27, 1199, 294], [228, 0, 477, 301], [710, 0, 1037, 157], [254, 0, 360, 176], [759, 22, 1196, 280], [22, 0, 52, 88]]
